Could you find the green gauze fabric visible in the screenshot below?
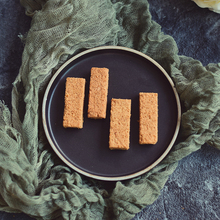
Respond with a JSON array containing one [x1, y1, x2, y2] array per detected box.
[[0, 0, 220, 219]]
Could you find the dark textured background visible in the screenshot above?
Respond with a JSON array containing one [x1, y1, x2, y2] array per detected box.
[[0, 0, 220, 219]]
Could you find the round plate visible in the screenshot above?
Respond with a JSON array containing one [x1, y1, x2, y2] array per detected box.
[[42, 46, 181, 181]]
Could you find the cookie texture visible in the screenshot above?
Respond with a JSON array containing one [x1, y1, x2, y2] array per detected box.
[[109, 98, 131, 150], [88, 67, 109, 119], [63, 77, 86, 128], [139, 92, 158, 144]]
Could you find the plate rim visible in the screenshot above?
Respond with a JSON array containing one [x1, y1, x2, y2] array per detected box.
[[42, 45, 181, 181]]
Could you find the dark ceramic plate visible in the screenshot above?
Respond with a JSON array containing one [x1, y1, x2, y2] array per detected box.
[[42, 46, 181, 181]]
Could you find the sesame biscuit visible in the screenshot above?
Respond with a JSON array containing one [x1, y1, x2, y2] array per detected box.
[[109, 98, 131, 150], [139, 92, 158, 144], [63, 77, 86, 129], [88, 67, 109, 119]]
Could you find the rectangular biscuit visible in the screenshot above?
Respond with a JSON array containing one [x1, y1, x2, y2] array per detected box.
[[88, 67, 109, 119], [139, 92, 158, 144], [63, 77, 86, 129], [109, 98, 131, 150]]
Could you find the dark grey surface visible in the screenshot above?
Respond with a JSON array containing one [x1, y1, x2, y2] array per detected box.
[[0, 1, 31, 108], [135, 145, 220, 220], [148, 0, 220, 66], [0, 0, 220, 219]]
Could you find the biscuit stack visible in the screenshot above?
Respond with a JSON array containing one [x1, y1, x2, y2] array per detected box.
[[63, 67, 158, 150]]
